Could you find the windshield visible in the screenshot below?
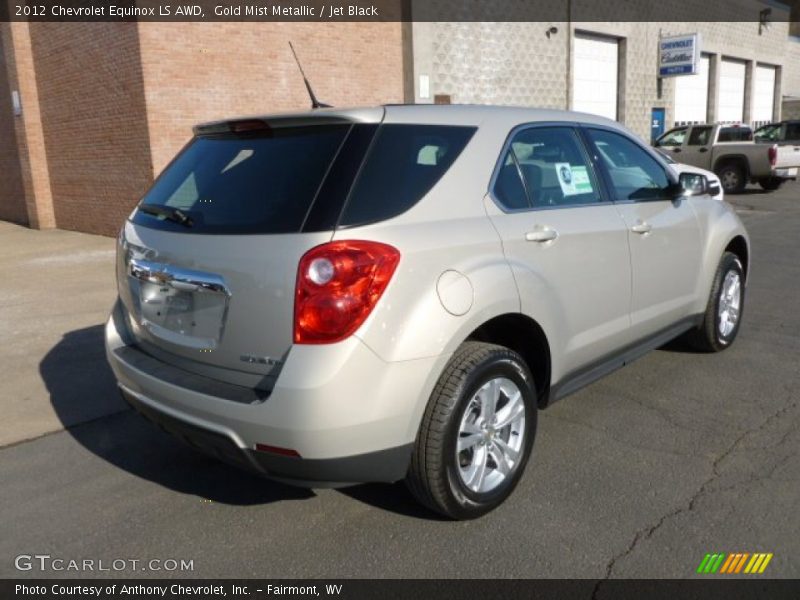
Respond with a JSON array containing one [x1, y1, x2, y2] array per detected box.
[[754, 124, 780, 142]]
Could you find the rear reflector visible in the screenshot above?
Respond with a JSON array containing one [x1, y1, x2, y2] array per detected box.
[[255, 443, 301, 458]]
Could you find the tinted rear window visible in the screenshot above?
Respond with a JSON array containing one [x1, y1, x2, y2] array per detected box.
[[718, 127, 753, 142], [338, 124, 476, 227], [133, 125, 349, 234]]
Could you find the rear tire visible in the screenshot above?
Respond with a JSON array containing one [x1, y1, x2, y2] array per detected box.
[[717, 163, 747, 194], [758, 177, 784, 191], [406, 342, 537, 520], [685, 252, 745, 352]]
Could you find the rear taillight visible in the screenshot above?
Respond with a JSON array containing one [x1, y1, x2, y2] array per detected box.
[[294, 241, 400, 344], [768, 145, 777, 167]]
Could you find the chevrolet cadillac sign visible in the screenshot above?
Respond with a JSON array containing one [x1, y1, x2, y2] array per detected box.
[[658, 33, 700, 77]]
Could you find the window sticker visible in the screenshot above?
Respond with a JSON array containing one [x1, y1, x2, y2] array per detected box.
[[555, 163, 594, 196]]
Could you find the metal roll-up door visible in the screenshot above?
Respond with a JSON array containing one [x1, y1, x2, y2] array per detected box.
[[674, 55, 710, 125], [572, 33, 619, 121], [718, 58, 746, 123], [752, 64, 776, 127]]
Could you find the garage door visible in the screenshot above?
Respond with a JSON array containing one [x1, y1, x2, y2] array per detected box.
[[718, 58, 746, 123], [752, 64, 776, 126], [674, 55, 710, 125], [572, 33, 618, 121]]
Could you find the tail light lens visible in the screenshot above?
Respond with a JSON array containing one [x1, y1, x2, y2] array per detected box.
[[768, 145, 777, 167], [294, 241, 400, 344]]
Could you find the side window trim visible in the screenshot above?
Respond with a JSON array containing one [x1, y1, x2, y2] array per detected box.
[[488, 121, 611, 213], [504, 145, 534, 209], [581, 124, 677, 204]]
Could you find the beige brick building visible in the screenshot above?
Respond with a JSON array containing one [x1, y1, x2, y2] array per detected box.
[[412, 20, 800, 140], [2, 10, 799, 235]]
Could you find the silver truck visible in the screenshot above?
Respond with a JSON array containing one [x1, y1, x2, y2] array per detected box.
[[754, 120, 800, 190], [655, 123, 799, 193]]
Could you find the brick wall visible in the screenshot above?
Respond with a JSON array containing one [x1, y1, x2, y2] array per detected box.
[[0, 26, 27, 225], [2, 22, 56, 229], [2, 22, 403, 236], [137, 22, 405, 174], [26, 23, 152, 236]]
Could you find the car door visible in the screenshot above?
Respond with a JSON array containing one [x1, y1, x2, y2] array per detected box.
[[583, 126, 704, 340], [676, 125, 713, 170], [485, 124, 633, 378], [654, 126, 688, 159]]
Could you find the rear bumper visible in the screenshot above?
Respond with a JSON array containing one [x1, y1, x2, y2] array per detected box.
[[106, 301, 445, 486], [119, 386, 412, 487], [773, 167, 798, 179]]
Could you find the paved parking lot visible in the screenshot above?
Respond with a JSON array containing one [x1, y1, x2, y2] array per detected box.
[[1, 182, 798, 579]]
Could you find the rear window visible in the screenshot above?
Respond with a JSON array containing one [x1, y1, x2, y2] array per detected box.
[[133, 125, 349, 234], [133, 122, 475, 234], [338, 124, 476, 227], [718, 127, 753, 142]]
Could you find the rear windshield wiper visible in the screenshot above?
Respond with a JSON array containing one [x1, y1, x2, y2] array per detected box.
[[138, 205, 194, 227]]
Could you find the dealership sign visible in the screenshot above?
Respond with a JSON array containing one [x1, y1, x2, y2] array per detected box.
[[658, 33, 700, 77]]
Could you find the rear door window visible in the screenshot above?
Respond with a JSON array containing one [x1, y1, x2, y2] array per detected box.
[[338, 125, 476, 227], [133, 124, 350, 234], [688, 126, 712, 146], [500, 126, 602, 208]]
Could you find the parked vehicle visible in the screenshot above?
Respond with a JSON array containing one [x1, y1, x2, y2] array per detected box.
[[655, 123, 799, 193], [754, 120, 800, 189], [107, 105, 750, 519], [655, 149, 723, 201]]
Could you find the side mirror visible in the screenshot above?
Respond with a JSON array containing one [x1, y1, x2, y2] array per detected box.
[[708, 182, 721, 197], [676, 172, 709, 197]]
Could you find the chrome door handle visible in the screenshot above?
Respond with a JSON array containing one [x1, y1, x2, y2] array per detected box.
[[630, 222, 652, 234], [525, 228, 558, 243]]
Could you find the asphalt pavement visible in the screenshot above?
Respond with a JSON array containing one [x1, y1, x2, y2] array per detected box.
[[1, 182, 798, 579]]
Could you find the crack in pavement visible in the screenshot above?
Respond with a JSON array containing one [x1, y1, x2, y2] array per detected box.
[[591, 395, 799, 598], [0, 407, 132, 451]]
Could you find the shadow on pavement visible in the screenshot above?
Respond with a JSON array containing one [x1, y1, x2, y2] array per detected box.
[[39, 324, 313, 506], [337, 483, 448, 521]]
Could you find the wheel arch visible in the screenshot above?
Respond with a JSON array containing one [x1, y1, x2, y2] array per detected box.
[[724, 234, 750, 283], [713, 155, 750, 180], [465, 313, 552, 408]]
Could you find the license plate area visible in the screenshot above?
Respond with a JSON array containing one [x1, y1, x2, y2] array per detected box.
[[128, 259, 231, 350]]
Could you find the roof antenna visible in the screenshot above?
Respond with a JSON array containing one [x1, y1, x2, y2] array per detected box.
[[288, 41, 331, 109]]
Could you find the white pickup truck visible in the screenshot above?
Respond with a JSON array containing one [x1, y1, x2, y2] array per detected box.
[[655, 123, 800, 193]]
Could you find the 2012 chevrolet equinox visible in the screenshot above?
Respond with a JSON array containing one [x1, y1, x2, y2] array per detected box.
[[106, 105, 749, 519]]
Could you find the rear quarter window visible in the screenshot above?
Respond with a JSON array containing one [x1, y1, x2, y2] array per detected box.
[[338, 124, 476, 228]]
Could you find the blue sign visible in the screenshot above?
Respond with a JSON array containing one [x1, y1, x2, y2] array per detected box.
[[658, 33, 700, 78]]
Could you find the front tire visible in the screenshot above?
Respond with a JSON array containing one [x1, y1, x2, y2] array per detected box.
[[406, 342, 537, 519], [686, 252, 745, 352]]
